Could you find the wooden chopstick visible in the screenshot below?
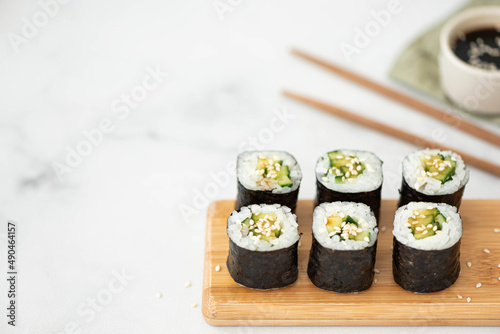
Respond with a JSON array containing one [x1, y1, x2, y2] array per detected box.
[[291, 48, 500, 148], [283, 90, 500, 177]]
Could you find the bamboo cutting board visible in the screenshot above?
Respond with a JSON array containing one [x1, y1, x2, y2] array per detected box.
[[202, 200, 500, 326]]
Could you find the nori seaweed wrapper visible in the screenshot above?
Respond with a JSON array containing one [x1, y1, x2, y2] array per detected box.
[[235, 179, 299, 213], [392, 237, 461, 293], [307, 235, 377, 293], [315, 179, 381, 221], [397, 177, 465, 209], [226, 237, 299, 290]]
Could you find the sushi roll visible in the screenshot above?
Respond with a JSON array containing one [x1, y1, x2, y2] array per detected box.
[[235, 151, 302, 212], [307, 202, 378, 293], [398, 149, 469, 208], [392, 202, 462, 293], [315, 150, 383, 220], [226, 204, 300, 289]]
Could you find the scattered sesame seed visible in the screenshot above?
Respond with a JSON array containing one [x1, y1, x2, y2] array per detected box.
[[467, 262, 472, 268], [494, 228, 500, 233], [156, 292, 163, 299], [184, 281, 191, 288], [457, 295, 463, 299], [484, 249, 491, 254], [191, 303, 198, 308], [374, 268, 380, 273], [497, 264, 500, 268], [381, 226, 386, 232], [298, 241, 302, 247], [374, 278, 378, 283], [467, 297, 471, 303], [476, 283, 482, 288], [215, 265, 221, 272]]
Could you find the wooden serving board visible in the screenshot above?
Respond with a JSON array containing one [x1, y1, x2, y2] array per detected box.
[[202, 200, 500, 326]]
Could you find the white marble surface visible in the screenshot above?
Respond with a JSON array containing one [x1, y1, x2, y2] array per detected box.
[[1, 0, 500, 333]]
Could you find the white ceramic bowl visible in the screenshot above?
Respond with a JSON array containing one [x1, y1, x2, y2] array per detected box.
[[439, 6, 500, 115]]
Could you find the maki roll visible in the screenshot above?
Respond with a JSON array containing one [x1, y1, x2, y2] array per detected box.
[[235, 151, 302, 212], [315, 150, 383, 220], [226, 204, 300, 289], [307, 202, 378, 293], [398, 149, 469, 208], [392, 202, 462, 293]]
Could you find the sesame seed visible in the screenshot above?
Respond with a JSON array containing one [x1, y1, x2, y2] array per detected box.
[[156, 292, 163, 299], [457, 295, 463, 299], [467, 297, 471, 303], [467, 262, 472, 268], [381, 226, 386, 232], [476, 283, 482, 288], [374, 278, 378, 283], [215, 265, 221, 272], [191, 303, 198, 308], [184, 281, 191, 288], [498, 277, 500, 281], [484, 249, 491, 254], [298, 241, 302, 247], [497, 264, 500, 268], [494, 228, 500, 233], [374, 268, 380, 273]]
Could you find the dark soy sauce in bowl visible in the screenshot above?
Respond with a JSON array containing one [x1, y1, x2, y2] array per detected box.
[[452, 28, 500, 70]]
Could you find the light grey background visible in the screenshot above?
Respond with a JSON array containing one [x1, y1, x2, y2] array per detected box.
[[0, 0, 499, 333]]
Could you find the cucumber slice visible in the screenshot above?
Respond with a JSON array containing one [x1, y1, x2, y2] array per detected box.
[[334, 175, 344, 184], [353, 231, 370, 242], [276, 174, 293, 187], [327, 151, 365, 183], [434, 213, 446, 229], [247, 213, 280, 242], [407, 207, 446, 239], [414, 228, 436, 240], [344, 215, 358, 225], [326, 216, 343, 234], [420, 155, 456, 184], [256, 157, 292, 187]]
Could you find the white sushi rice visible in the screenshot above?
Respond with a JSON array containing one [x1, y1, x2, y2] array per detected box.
[[312, 202, 378, 251], [237, 151, 302, 193], [393, 202, 462, 250], [227, 204, 300, 251], [315, 150, 383, 193], [402, 149, 469, 195]]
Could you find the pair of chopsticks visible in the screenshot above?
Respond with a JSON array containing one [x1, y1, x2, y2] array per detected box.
[[284, 48, 500, 177]]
